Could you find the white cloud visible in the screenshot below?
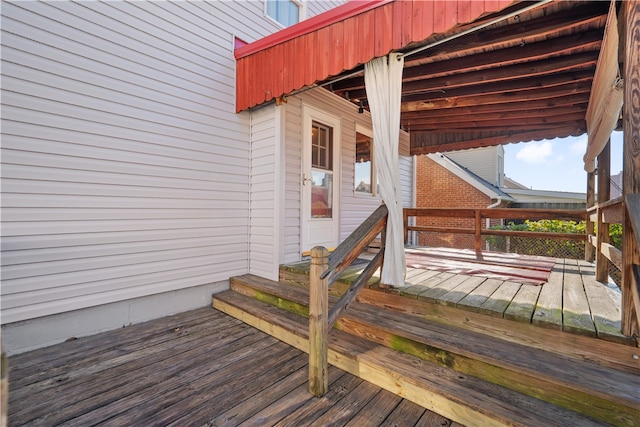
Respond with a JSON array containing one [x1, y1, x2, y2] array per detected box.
[[515, 141, 553, 164], [571, 136, 588, 155]]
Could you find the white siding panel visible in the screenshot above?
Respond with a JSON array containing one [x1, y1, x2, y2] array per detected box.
[[1, 0, 289, 326], [248, 104, 282, 280], [446, 146, 500, 186]]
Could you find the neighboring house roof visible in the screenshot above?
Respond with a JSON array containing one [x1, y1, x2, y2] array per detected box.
[[235, 0, 512, 112], [427, 153, 514, 202], [502, 187, 586, 204], [503, 176, 529, 190]]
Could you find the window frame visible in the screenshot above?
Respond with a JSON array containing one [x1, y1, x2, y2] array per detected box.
[[354, 125, 377, 197], [264, 0, 305, 28]]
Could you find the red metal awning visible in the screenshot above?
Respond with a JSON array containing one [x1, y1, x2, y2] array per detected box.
[[235, 0, 514, 113]]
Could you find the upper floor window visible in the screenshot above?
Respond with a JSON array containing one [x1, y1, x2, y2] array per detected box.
[[266, 0, 302, 27]]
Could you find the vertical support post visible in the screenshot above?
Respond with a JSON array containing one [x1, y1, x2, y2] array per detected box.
[[586, 169, 596, 262], [621, 0, 640, 336], [403, 209, 408, 244], [596, 142, 611, 282], [474, 210, 482, 252], [309, 246, 328, 397]]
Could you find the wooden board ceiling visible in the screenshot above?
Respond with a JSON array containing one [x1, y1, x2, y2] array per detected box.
[[322, 1, 613, 155]]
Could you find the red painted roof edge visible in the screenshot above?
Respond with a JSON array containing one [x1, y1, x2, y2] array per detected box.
[[234, 0, 393, 59]]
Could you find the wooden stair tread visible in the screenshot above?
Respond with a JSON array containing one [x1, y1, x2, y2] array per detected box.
[[213, 290, 609, 427], [229, 274, 640, 426]]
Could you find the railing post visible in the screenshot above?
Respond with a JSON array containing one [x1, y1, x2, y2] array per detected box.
[[586, 169, 596, 262], [309, 246, 328, 397], [596, 142, 611, 282], [474, 210, 482, 252]]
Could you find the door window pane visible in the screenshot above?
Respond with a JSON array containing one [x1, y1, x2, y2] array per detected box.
[[311, 171, 333, 218], [312, 122, 333, 170]]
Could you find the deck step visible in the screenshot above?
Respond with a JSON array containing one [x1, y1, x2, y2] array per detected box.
[[225, 274, 640, 427], [213, 289, 614, 427]]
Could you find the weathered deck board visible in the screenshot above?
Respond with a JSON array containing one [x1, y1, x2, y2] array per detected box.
[[477, 281, 522, 317], [578, 260, 627, 342], [7, 308, 448, 427], [532, 261, 565, 329], [414, 273, 470, 302], [562, 258, 597, 336], [457, 278, 505, 312], [438, 275, 486, 307], [343, 389, 403, 427], [503, 283, 541, 322]]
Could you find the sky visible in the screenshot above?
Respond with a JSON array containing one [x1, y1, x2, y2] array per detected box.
[[503, 131, 624, 194]]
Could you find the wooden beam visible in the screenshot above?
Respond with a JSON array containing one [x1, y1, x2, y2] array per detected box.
[[596, 142, 611, 281], [585, 169, 596, 262], [402, 75, 594, 105], [410, 126, 585, 155], [401, 101, 589, 122], [403, 112, 586, 131], [401, 81, 592, 112], [405, 4, 608, 70], [621, 0, 640, 337]]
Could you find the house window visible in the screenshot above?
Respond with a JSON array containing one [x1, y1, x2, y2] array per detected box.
[[311, 121, 333, 218], [355, 131, 375, 195], [266, 0, 301, 27]]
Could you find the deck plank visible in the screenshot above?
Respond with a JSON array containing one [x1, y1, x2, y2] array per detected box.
[[236, 367, 347, 427], [203, 365, 309, 426], [379, 398, 427, 426], [456, 278, 505, 312], [532, 260, 565, 329], [477, 281, 522, 317], [562, 259, 597, 337], [343, 389, 403, 427], [414, 273, 471, 303], [503, 283, 541, 322], [308, 377, 381, 426], [9, 321, 256, 422], [578, 260, 627, 342], [437, 276, 486, 307]]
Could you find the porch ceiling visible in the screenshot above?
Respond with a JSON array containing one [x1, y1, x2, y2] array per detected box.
[[236, 0, 613, 156]]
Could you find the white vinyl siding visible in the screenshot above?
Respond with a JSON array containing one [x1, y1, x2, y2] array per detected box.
[[306, 0, 345, 18], [445, 146, 503, 187], [1, 0, 328, 328], [249, 105, 284, 280]]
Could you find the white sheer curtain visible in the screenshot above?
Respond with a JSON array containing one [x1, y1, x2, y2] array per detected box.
[[364, 53, 406, 287], [583, 0, 623, 173]]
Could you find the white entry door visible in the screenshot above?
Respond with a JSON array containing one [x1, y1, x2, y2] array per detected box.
[[301, 106, 341, 253]]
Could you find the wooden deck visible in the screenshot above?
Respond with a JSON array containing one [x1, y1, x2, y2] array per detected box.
[[7, 307, 455, 427], [281, 247, 628, 344]]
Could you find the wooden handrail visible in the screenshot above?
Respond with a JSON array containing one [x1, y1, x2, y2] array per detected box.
[[587, 196, 624, 212], [321, 204, 388, 284], [309, 204, 388, 397]]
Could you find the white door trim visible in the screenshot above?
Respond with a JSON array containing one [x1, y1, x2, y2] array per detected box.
[[301, 104, 341, 253]]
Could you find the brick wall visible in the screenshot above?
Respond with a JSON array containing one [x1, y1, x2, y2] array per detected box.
[[415, 155, 504, 249]]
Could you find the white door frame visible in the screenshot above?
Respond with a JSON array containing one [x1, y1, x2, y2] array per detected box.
[[301, 105, 341, 253]]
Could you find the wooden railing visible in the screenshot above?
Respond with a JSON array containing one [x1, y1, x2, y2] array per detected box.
[[586, 197, 623, 281], [404, 208, 587, 252], [623, 194, 640, 337], [308, 204, 388, 396]]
